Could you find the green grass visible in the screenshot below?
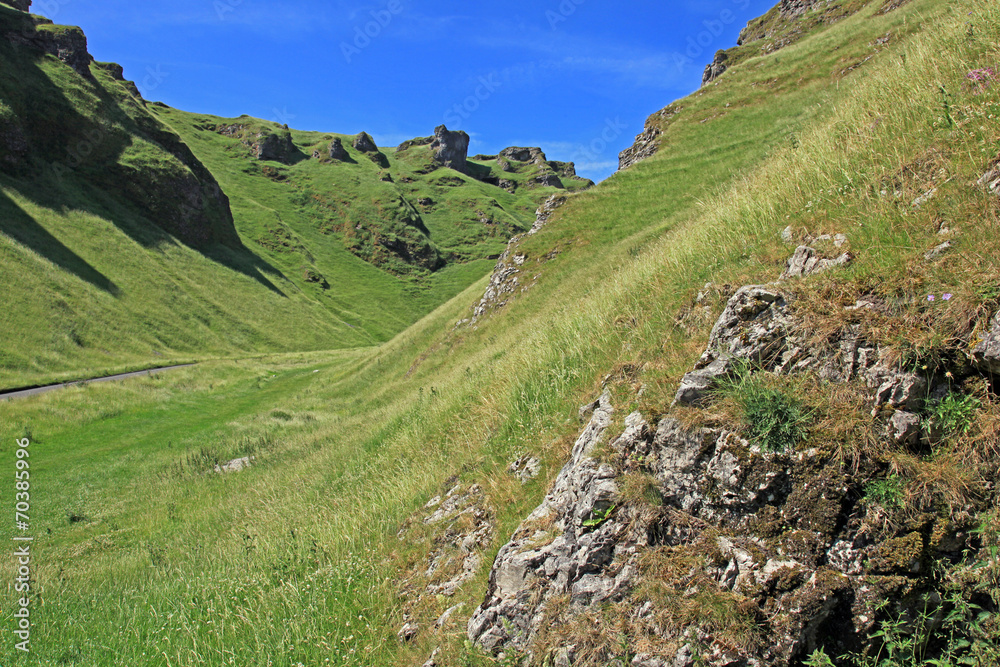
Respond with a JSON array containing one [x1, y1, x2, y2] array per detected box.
[[3, 0, 1000, 664], [0, 8, 587, 389]]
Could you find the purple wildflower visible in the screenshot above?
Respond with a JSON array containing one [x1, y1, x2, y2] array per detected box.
[[928, 295, 935, 301], [968, 68, 997, 93], [943, 293, 953, 301]]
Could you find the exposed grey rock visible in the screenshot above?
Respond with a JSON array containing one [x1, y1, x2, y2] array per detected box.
[[328, 137, 349, 161], [396, 136, 433, 153], [217, 125, 295, 163], [978, 164, 1000, 195], [468, 393, 618, 652], [254, 133, 294, 162], [500, 146, 547, 164], [528, 195, 566, 234], [674, 286, 793, 405], [534, 173, 564, 188], [554, 647, 574, 667], [466, 198, 565, 325], [888, 411, 922, 447], [780, 0, 824, 18], [673, 358, 730, 407], [436, 604, 463, 629], [214, 456, 253, 474], [923, 241, 952, 261], [702, 50, 729, 85], [398, 622, 419, 643], [430, 124, 470, 173], [781, 226, 795, 245], [422, 648, 441, 667], [353, 131, 378, 153], [973, 310, 1000, 374], [508, 456, 542, 484], [781, 245, 853, 279], [870, 369, 927, 413], [619, 105, 680, 171], [12, 20, 93, 76], [912, 187, 937, 207]]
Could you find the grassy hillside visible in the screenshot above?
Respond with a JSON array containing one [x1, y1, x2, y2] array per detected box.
[[2, 0, 1000, 665], [0, 4, 587, 390]]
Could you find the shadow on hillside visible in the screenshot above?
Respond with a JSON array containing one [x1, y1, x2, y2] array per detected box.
[[0, 190, 120, 295], [0, 43, 290, 297]]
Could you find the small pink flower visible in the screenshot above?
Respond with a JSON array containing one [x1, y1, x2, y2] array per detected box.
[[928, 295, 935, 301], [943, 293, 953, 301]]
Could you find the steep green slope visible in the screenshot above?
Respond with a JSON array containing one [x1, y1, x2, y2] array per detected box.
[[3, 0, 1000, 666]]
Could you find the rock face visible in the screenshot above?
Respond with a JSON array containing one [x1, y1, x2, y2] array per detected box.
[[396, 136, 433, 153], [328, 137, 349, 161], [398, 484, 496, 643], [500, 147, 548, 165], [430, 125, 469, 173], [353, 131, 378, 153], [9, 21, 94, 76], [779, 0, 823, 17], [973, 310, 1000, 374], [464, 195, 567, 326], [217, 124, 295, 163], [530, 194, 567, 235], [780, 245, 853, 279], [1, 0, 31, 12], [468, 393, 624, 653], [618, 105, 680, 171], [470, 274, 991, 665], [703, 50, 729, 85]]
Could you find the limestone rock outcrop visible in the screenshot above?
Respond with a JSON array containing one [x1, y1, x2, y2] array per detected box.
[[328, 137, 349, 161], [618, 105, 680, 171], [217, 124, 295, 163], [463, 195, 567, 326], [1, 0, 31, 12], [7, 19, 94, 76], [430, 124, 470, 173], [973, 310, 1000, 374], [469, 272, 991, 665], [353, 131, 378, 153], [702, 50, 729, 85], [780, 245, 853, 279]]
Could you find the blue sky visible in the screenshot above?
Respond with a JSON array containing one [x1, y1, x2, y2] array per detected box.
[[33, 0, 776, 182]]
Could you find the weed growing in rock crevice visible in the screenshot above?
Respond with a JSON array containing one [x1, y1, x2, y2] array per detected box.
[[714, 366, 811, 452]]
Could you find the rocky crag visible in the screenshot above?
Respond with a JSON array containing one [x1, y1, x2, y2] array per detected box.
[[464, 238, 1000, 664], [0, 7, 237, 247], [460, 194, 568, 326]]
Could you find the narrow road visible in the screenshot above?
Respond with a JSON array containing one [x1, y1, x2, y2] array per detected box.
[[0, 364, 196, 401]]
